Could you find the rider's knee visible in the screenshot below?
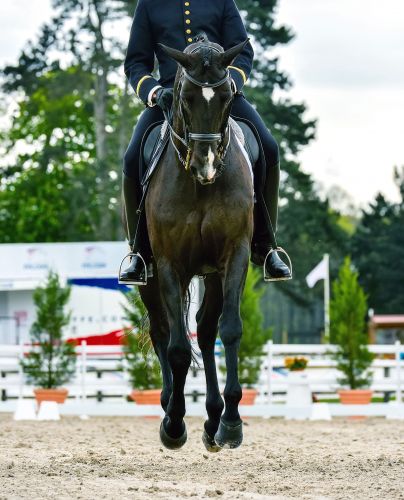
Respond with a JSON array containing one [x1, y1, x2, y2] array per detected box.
[[123, 149, 137, 178], [263, 133, 280, 167]]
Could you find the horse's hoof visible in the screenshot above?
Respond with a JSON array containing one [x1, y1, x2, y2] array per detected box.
[[202, 430, 222, 453], [159, 418, 187, 450], [214, 418, 243, 449]]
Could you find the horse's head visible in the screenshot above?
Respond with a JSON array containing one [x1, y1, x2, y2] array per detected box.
[[159, 37, 249, 185]]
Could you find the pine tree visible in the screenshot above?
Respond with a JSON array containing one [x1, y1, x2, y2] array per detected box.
[[21, 271, 76, 389], [330, 258, 373, 389], [221, 265, 272, 386]]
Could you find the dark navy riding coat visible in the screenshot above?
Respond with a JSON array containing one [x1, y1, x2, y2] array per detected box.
[[124, 0, 254, 105]]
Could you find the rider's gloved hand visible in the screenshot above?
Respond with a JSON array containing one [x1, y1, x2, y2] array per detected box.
[[154, 87, 174, 113]]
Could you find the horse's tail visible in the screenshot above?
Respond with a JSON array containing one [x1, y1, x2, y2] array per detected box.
[[184, 282, 200, 367]]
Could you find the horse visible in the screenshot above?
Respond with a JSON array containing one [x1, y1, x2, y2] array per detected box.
[[138, 37, 254, 451]]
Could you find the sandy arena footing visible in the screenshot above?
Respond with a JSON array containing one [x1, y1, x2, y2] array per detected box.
[[0, 416, 403, 500]]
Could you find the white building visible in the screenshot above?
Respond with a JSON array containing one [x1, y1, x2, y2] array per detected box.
[[0, 242, 199, 345]]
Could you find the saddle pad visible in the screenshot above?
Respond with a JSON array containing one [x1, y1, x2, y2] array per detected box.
[[141, 119, 260, 189]]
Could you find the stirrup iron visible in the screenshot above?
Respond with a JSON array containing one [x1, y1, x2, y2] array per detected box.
[[263, 247, 293, 283], [118, 251, 148, 286]]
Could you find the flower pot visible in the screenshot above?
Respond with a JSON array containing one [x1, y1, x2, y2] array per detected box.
[[130, 389, 161, 405], [240, 388, 258, 405], [338, 389, 373, 405], [34, 388, 68, 405]]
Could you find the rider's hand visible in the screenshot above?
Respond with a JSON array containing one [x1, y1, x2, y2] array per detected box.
[[154, 87, 174, 113]]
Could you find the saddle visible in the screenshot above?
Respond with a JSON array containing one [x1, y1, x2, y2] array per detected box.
[[139, 118, 263, 190]]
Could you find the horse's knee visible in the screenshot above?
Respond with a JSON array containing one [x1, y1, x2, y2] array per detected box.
[[219, 317, 242, 348], [167, 342, 192, 372]]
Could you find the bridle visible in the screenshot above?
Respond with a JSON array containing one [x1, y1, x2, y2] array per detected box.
[[167, 45, 234, 172]]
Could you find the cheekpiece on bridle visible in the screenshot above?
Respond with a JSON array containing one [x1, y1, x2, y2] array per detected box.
[[167, 45, 234, 172]]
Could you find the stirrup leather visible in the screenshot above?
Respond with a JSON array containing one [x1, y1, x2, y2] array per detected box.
[[263, 247, 293, 283], [118, 251, 148, 286]]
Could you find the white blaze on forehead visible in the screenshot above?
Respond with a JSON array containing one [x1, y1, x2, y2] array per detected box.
[[202, 87, 215, 103]]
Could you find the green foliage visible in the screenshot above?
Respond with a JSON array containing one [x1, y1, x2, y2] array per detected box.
[[0, 2, 142, 243], [121, 289, 162, 390], [221, 265, 272, 387], [330, 258, 374, 389], [21, 271, 76, 389], [351, 166, 404, 314]]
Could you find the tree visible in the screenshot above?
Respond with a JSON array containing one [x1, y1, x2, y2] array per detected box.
[[1, 1, 141, 242], [221, 265, 272, 386], [330, 258, 373, 389], [351, 166, 404, 314], [21, 271, 76, 389], [121, 288, 162, 390]]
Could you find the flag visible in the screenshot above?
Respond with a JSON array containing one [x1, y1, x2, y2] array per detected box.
[[306, 256, 328, 288]]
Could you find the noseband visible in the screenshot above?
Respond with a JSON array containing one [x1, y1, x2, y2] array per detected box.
[[168, 45, 233, 172]]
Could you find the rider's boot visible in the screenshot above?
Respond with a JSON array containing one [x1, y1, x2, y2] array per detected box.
[[119, 174, 150, 285], [251, 162, 292, 282]]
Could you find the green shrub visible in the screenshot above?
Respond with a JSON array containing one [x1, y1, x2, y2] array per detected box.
[[21, 271, 76, 389], [330, 257, 374, 389], [121, 289, 162, 390]]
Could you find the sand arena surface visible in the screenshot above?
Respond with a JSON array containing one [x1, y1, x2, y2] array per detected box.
[[0, 415, 403, 500]]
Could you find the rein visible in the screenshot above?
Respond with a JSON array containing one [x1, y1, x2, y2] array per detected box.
[[166, 45, 233, 171]]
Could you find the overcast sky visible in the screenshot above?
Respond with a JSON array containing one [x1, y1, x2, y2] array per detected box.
[[1, 0, 403, 208]]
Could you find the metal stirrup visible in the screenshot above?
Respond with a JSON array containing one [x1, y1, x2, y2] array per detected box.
[[118, 252, 148, 285], [263, 247, 293, 282]]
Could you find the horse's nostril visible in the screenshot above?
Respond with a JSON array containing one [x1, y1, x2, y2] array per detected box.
[[190, 166, 198, 177]]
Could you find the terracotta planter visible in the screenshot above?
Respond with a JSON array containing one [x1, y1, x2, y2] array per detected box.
[[338, 389, 373, 405], [130, 389, 161, 405], [240, 388, 258, 405], [34, 388, 68, 405]]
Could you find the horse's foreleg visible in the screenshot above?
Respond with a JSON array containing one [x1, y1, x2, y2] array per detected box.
[[158, 263, 191, 449], [215, 245, 249, 449], [196, 273, 224, 452]]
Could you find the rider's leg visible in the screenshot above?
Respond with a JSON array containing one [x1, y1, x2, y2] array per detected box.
[[231, 94, 291, 281], [120, 106, 164, 284]]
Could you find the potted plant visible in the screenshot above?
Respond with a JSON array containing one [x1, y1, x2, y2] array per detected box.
[[284, 357, 308, 372], [122, 288, 162, 404], [221, 265, 272, 405], [330, 257, 374, 404], [21, 271, 76, 405]]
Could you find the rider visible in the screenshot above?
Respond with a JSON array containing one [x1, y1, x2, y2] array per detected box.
[[120, 0, 291, 284]]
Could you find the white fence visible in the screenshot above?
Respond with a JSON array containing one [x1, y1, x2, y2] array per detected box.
[[0, 341, 402, 406]]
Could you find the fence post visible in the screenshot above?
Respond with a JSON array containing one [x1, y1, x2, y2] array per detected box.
[[81, 341, 87, 411], [18, 340, 24, 400], [395, 340, 402, 404], [266, 340, 273, 404]]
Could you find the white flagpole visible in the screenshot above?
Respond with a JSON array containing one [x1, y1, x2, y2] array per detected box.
[[324, 253, 330, 339]]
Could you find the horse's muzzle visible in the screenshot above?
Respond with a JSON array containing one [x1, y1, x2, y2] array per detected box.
[[190, 164, 217, 185]]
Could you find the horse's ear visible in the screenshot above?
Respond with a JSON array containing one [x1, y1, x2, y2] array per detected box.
[[158, 43, 193, 70], [219, 39, 250, 68]]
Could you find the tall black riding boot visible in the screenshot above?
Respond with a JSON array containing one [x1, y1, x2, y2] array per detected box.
[[119, 174, 151, 285], [251, 162, 292, 282]]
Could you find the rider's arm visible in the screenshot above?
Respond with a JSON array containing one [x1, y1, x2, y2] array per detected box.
[[222, 0, 254, 92], [124, 0, 162, 106]]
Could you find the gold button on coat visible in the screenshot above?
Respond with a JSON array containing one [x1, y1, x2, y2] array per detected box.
[[185, 10, 190, 14], [188, 38, 193, 43], [186, 29, 191, 34], [186, 19, 191, 24], [185, 2, 190, 5]]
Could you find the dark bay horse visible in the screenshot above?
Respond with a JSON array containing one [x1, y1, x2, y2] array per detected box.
[[138, 37, 253, 451]]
